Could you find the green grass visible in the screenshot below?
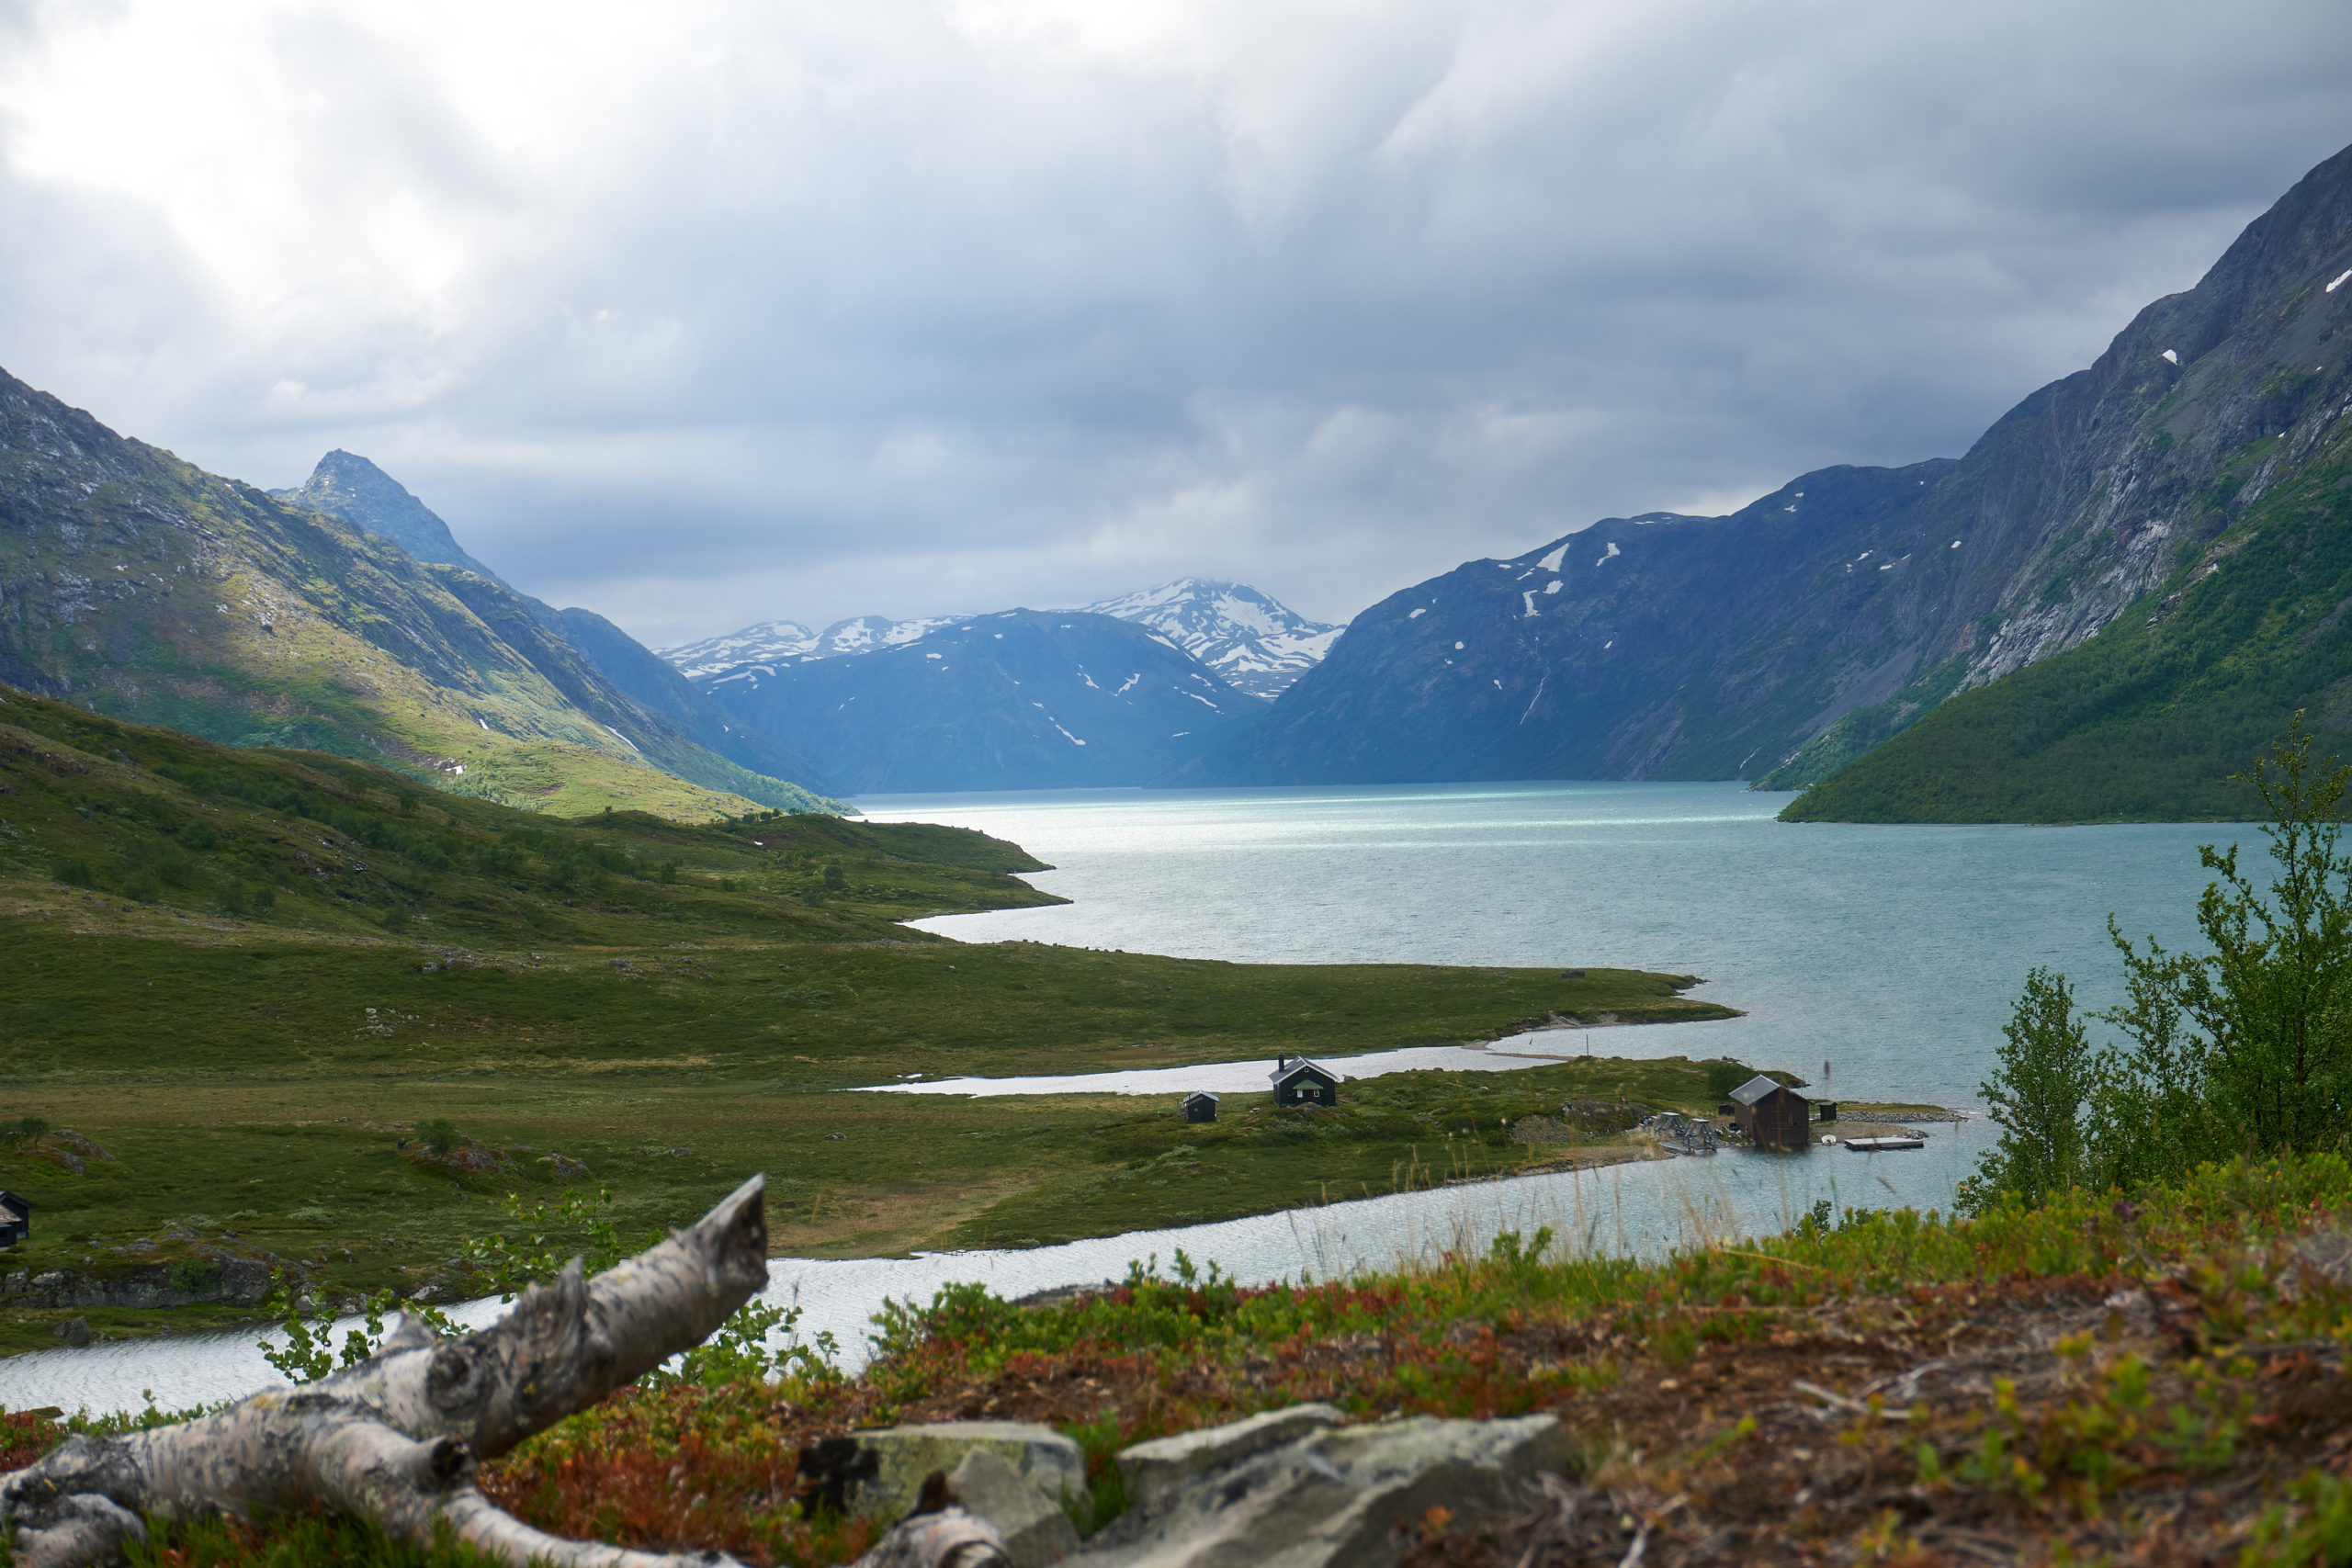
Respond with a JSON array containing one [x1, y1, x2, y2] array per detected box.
[[0, 692, 1736, 1348]]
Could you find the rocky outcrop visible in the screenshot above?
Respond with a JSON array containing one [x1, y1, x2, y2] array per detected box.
[[846, 1404, 1571, 1568], [0, 1255, 272, 1310]]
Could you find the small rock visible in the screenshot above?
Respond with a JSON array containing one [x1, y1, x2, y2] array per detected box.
[[948, 1447, 1080, 1568], [54, 1316, 91, 1346], [824, 1132, 848, 1142], [538, 1152, 590, 1181]]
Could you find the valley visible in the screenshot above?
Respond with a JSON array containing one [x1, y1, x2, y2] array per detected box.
[[0, 688, 1732, 1354]]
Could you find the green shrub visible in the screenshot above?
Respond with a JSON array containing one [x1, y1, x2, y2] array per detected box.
[[416, 1118, 460, 1156], [166, 1258, 220, 1294]]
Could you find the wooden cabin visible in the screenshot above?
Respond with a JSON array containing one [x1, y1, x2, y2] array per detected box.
[[1728, 1074, 1810, 1151], [1182, 1090, 1220, 1124], [1269, 1056, 1340, 1108], [0, 1190, 30, 1249]]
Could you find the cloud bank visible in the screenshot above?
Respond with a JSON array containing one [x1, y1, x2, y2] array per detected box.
[[1, 0, 2346, 642]]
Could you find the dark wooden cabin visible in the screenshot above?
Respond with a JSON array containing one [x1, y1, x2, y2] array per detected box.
[[1728, 1074, 1810, 1151], [1182, 1090, 1220, 1124], [1269, 1056, 1340, 1108], [0, 1190, 30, 1249]]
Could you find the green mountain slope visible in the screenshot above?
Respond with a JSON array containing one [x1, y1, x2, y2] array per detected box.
[[0, 680, 1046, 942], [0, 367, 832, 818], [1782, 432, 2352, 821], [276, 450, 839, 795]]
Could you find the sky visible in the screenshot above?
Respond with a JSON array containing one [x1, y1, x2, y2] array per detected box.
[[1, 2, 2348, 649]]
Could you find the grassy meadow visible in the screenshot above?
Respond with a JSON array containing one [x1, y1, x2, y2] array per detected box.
[[0, 688, 1741, 1352]]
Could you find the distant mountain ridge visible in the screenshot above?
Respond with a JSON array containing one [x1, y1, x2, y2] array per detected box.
[[1080, 579, 1340, 700], [693, 609, 1250, 792], [660, 614, 963, 678], [660, 580, 1340, 699], [1193, 140, 2352, 806], [0, 374, 834, 818]]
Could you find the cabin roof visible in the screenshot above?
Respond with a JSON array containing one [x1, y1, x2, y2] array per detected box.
[[1729, 1074, 1798, 1106], [0, 1190, 30, 1211], [1182, 1090, 1220, 1104], [1269, 1057, 1337, 1087]]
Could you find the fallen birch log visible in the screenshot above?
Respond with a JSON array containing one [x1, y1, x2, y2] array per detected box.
[[2, 1175, 774, 1568]]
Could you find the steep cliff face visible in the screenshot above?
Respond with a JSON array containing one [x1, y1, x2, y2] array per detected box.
[[1193, 141, 2352, 792], [0, 369, 830, 817]]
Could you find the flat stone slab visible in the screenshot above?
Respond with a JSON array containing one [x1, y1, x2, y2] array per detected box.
[[951, 1446, 1082, 1567], [832, 1420, 1091, 1522], [1116, 1404, 1347, 1512], [1075, 1412, 1567, 1567]]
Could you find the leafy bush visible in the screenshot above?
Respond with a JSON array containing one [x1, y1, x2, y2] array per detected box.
[[166, 1258, 221, 1294], [416, 1118, 460, 1156]]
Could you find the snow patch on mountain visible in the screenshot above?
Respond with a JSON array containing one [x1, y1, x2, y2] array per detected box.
[[1080, 578, 1342, 701], [659, 614, 960, 677]]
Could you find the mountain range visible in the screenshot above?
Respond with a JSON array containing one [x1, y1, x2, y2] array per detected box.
[[662, 579, 1338, 701], [694, 609, 1251, 793], [1183, 140, 2352, 818], [0, 381, 835, 818], [7, 141, 2347, 820]]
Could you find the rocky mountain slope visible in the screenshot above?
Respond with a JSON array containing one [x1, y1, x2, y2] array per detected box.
[[272, 450, 505, 586], [1194, 141, 2352, 798], [694, 608, 1250, 792], [0, 369, 831, 817], [1081, 579, 1340, 700], [279, 451, 837, 798]]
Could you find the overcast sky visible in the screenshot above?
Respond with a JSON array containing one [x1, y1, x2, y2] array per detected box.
[[1, 1, 2347, 647]]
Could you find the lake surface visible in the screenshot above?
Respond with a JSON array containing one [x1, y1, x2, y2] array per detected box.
[[1, 781, 2238, 1415]]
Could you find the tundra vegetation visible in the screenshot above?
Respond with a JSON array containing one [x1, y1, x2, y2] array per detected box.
[[0, 685, 1732, 1350]]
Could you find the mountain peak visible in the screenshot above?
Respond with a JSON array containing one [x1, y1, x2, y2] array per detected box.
[[1080, 580, 1341, 700], [273, 452, 504, 584]]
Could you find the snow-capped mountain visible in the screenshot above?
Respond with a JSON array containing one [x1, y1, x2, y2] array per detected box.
[[1080, 579, 1342, 700], [659, 614, 962, 678], [659, 620, 818, 678], [694, 609, 1247, 792]]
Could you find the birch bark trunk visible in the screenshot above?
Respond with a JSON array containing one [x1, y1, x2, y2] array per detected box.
[[2, 1175, 772, 1568]]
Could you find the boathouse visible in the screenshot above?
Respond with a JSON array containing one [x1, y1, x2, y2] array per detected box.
[[0, 1190, 30, 1249], [1728, 1074, 1810, 1151], [1269, 1056, 1340, 1108], [1182, 1090, 1220, 1124]]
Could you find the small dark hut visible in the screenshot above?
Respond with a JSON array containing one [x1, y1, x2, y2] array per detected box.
[[1728, 1074, 1810, 1151], [0, 1190, 31, 1249], [1182, 1090, 1220, 1124], [1269, 1056, 1340, 1108]]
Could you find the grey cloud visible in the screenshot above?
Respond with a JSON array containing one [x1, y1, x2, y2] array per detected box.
[[0, 0, 2346, 642]]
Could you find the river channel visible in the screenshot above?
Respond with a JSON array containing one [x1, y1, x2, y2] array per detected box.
[[0, 781, 2235, 1415]]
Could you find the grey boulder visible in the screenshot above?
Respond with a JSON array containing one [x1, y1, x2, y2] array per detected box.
[[950, 1446, 1083, 1566], [1076, 1410, 1567, 1567]]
